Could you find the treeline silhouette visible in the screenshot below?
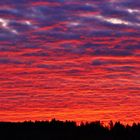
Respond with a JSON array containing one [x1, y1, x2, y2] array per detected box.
[[0, 119, 140, 140]]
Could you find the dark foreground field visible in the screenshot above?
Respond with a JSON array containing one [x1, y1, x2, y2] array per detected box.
[[0, 119, 140, 140]]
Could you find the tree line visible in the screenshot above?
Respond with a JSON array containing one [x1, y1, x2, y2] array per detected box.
[[0, 119, 140, 140]]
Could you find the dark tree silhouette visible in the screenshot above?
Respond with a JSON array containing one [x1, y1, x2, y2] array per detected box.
[[0, 119, 140, 140]]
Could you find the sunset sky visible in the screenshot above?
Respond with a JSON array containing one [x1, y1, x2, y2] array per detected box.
[[0, 0, 140, 124]]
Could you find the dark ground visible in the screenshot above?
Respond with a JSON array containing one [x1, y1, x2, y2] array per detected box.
[[0, 119, 140, 140]]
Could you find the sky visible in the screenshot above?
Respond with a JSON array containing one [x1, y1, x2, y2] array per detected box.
[[0, 0, 140, 124]]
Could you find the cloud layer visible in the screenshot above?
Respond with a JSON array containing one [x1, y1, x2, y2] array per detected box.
[[0, 0, 140, 124]]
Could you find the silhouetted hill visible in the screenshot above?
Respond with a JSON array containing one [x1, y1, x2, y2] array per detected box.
[[0, 119, 140, 140]]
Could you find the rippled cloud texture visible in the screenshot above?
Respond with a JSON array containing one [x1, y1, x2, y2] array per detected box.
[[0, 0, 140, 124]]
